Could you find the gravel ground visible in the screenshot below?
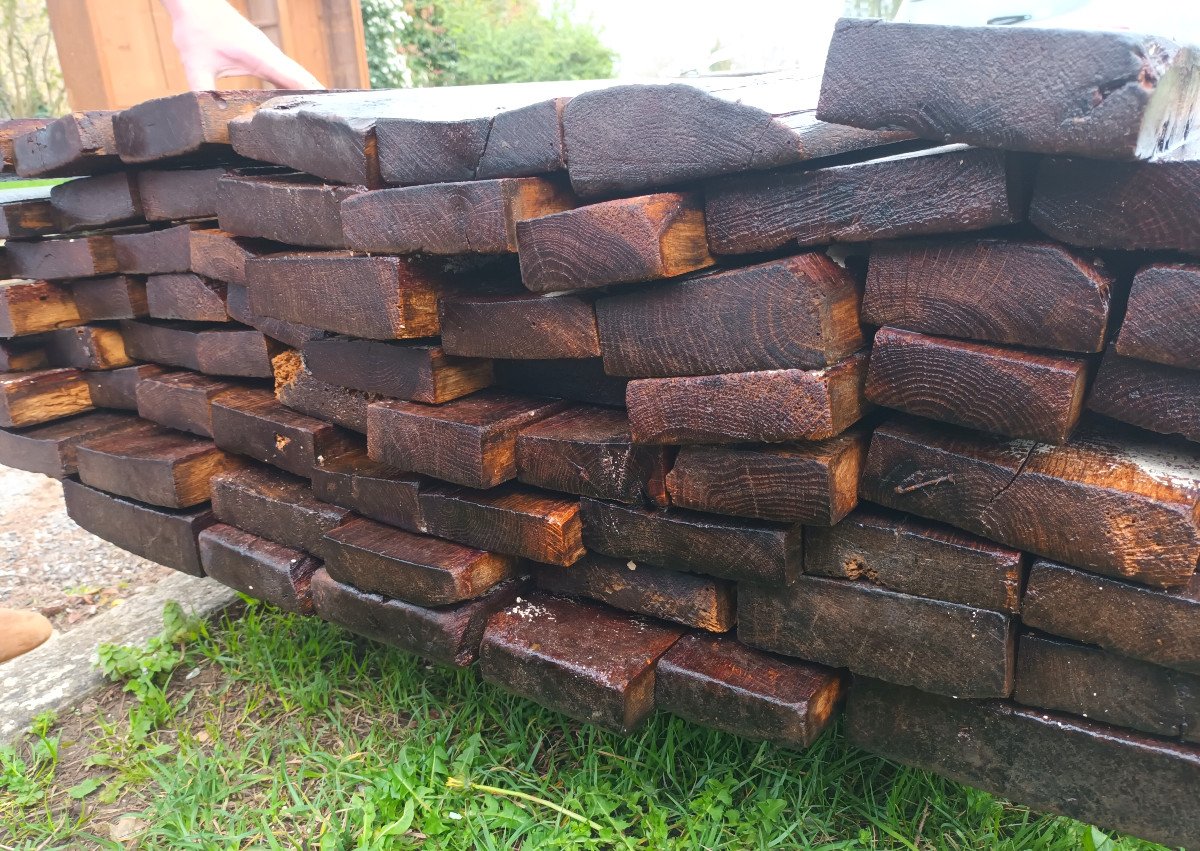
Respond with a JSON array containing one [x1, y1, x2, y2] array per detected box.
[[0, 467, 172, 633]]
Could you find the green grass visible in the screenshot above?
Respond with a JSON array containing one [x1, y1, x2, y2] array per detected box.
[[0, 600, 1173, 850], [0, 178, 66, 190]]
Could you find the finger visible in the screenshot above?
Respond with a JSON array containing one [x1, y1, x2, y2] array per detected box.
[[235, 45, 325, 90], [181, 62, 219, 91]]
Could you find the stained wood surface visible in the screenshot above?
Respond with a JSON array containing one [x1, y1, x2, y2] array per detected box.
[[272, 350, 375, 433], [1015, 633, 1200, 743], [1022, 560, 1199, 674], [62, 478, 215, 576], [188, 229, 280, 287], [135, 167, 232, 222], [216, 171, 363, 248], [494, 358, 628, 408], [244, 252, 445, 340], [861, 415, 1200, 589], [0, 187, 61, 238], [323, 516, 516, 607], [211, 464, 351, 555], [1, 118, 50, 172], [76, 422, 247, 508], [1088, 348, 1200, 443], [865, 327, 1090, 443], [862, 238, 1112, 352], [0, 411, 139, 478], [818, 19, 1200, 159], [135, 371, 240, 437], [1029, 156, 1200, 251], [312, 448, 426, 534], [479, 593, 683, 733], [146, 274, 229, 323], [0, 339, 48, 373], [516, 406, 669, 504], [741, 575, 1014, 697], [301, 337, 491, 404], [70, 275, 148, 321], [439, 292, 601, 360], [804, 507, 1024, 613], [198, 524, 320, 615], [342, 177, 577, 255], [563, 72, 912, 198], [13, 111, 121, 178], [0, 280, 81, 337], [40, 325, 133, 370], [666, 427, 869, 525], [535, 553, 735, 632], [627, 352, 869, 445], [310, 568, 528, 668], [112, 222, 205, 275], [85, 363, 166, 410], [1116, 263, 1200, 369], [210, 386, 357, 477], [6, 233, 119, 280], [368, 391, 569, 489], [419, 482, 585, 566], [120, 319, 276, 378], [49, 172, 142, 231], [705, 145, 1028, 255], [517, 192, 714, 292], [655, 633, 844, 749], [846, 679, 1200, 851], [225, 285, 326, 350], [596, 253, 864, 377], [0, 368, 93, 427]]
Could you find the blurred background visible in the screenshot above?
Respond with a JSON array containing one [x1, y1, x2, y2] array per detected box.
[[2, 0, 1198, 115]]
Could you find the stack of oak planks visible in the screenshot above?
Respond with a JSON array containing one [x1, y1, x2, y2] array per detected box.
[[0, 18, 1198, 847]]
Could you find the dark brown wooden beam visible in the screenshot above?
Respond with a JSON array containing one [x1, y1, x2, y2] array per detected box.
[[0, 368, 93, 427], [135, 371, 240, 438], [113, 222, 206, 275], [6, 233, 120, 280], [0, 411, 140, 479], [301, 337, 491, 404], [85, 363, 166, 410], [0, 280, 81, 338], [216, 171, 364, 248], [311, 448, 425, 534], [145, 274, 229, 323], [70, 275, 148, 322], [198, 523, 320, 614], [1088, 348, 1200, 443], [13, 111, 121, 178], [439, 292, 601, 360], [50, 172, 142, 231], [40, 325, 133, 371], [210, 463, 351, 555], [1116, 262, 1200, 369]]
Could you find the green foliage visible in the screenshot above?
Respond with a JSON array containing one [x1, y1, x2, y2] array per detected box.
[[361, 0, 614, 89], [0, 0, 67, 118]]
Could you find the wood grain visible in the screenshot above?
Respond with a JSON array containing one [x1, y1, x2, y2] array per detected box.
[[0, 368, 93, 427], [0, 186, 61, 238], [145, 274, 228, 323], [85, 364, 166, 410], [120, 319, 277, 379], [135, 371, 239, 437], [13, 110, 121, 178], [0, 411, 140, 479], [216, 171, 364, 248], [1116, 263, 1200, 369], [272, 350, 375, 434], [198, 523, 320, 615], [0, 118, 50, 172], [301, 337, 491, 404], [40, 325, 133, 370], [439, 292, 601, 360], [225, 285, 326, 350], [188, 229, 281, 287], [0, 280, 81, 338], [493, 358, 628, 408], [135, 167, 232, 222], [6, 233, 119, 281], [1088, 348, 1200, 443], [70, 275, 148, 321], [0, 340, 48, 373], [311, 448, 426, 534], [50, 171, 142, 231], [113, 222, 205, 275]]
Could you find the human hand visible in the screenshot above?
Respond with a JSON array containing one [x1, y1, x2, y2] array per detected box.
[[161, 0, 325, 90]]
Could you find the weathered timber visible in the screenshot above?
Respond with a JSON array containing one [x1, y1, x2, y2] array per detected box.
[[188, 229, 280, 287], [705, 145, 1029, 255], [865, 327, 1090, 443], [535, 553, 736, 631], [85, 364, 166, 410], [62, 478, 215, 576], [419, 482, 584, 566], [135, 167, 233, 222], [225, 285, 326, 349], [216, 171, 363, 248], [368, 391, 568, 489], [70, 275, 148, 321], [0, 411, 139, 478], [666, 426, 869, 525], [1015, 632, 1200, 743], [479, 593, 683, 733], [1029, 156, 1200, 251], [6, 233, 119, 280], [1022, 560, 1200, 674], [113, 90, 302, 163], [1116, 263, 1200, 369], [210, 464, 351, 554], [0, 339, 47, 373], [0, 369, 92, 427], [112, 222, 206, 275], [244, 252, 445, 340], [493, 357, 628, 407], [0, 280, 81, 337], [13, 111, 120, 177], [580, 497, 799, 584], [563, 71, 913, 198], [48, 171, 142, 231], [312, 448, 425, 533], [76, 422, 247, 508], [517, 192, 714, 292], [210, 386, 357, 477], [145, 274, 229, 323], [120, 319, 277, 378], [1088, 348, 1200, 443], [845, 679, 1200, 850], [516, 406, 670, 504], [818, 19, 1200, 159], [272, 350, 374, 433], [0, 186, 60, 239], [0, 118, 50, 171], [596, 253, 864, 377], [342, 177, 577, 255], [439, 292, 601, 360], [310, 568, 528, 667], [862, 238, 1113, 352], [805, 506, 1024, 613], [40, 325, 133, 370], [323, 516, 516, 607], [301, 337, 491, 404], [627, 352, 869, 445], [655, 633, 845, 749], [861, 415, 1200, 588], [135, 371, 240, 437], [198, 524, 319, 614]]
